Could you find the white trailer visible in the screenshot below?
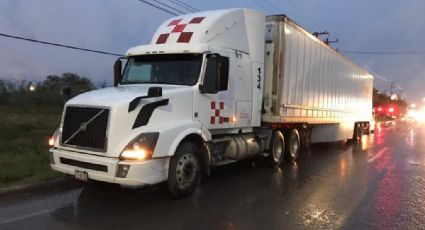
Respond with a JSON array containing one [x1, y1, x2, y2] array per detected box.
[[49, 9, 373, 198], [263, 15, 373, 146]]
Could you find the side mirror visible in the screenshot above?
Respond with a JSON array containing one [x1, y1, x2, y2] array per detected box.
[[114, 59, 122, 87], [147, 87, 162, 97], [200, 54, 229, 94]]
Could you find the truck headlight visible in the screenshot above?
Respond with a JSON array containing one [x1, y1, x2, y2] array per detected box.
[[48, 128, 60, 147], [119, 133, 159, 161]]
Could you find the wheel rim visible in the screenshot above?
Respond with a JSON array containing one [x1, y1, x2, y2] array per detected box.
[[175, 153, 199, 190], [273, 140, 283, 162], [290, 135, 299, 158]]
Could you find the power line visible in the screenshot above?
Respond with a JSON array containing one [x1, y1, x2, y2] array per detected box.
[[283, 0, 319, 29], [263, 0, 282, 13], [343, 50, 425, 55], [165, 0, 196, 13], [137, 0, 200, 16], [0, 1, 192, 58], [251, 0, 274, 13], [0, 32, 123, 57], [346, 53, 405, 97], [173, 0, 200, 12], [136, 0, 178, 16], [151, 0, 186, 14], [282, 0, 339, 42], [345, 53, 391, 83]]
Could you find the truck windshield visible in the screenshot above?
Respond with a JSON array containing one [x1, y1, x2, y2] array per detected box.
[[121, 54, 202, 86]]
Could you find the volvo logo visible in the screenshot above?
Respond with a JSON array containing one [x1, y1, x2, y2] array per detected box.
[[80, 123, 87, 132]]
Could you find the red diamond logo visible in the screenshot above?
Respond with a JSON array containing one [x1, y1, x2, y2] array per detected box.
[[171, 24, 186, 33], [189, 17, 205, 24], [168, 19, 182, 26], [156, 33, 169, 44], [177, 32, 193, 43]]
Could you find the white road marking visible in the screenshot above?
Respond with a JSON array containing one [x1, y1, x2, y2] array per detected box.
[[408, 160, 425, 166], [368, 147, 388, 163], [0, 208, 55, 225], [0, 189, 81, 225]]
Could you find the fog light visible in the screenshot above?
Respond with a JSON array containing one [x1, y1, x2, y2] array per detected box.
[[116, 164, 131, 178]]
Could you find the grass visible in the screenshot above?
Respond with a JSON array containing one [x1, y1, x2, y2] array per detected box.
[[0, 105, 64, 188]]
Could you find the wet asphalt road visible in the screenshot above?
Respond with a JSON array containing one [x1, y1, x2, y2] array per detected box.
[[1, 121, 425, 230]]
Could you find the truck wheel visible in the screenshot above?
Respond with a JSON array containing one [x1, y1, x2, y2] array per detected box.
[[267, 130, 285, 167], [284, 129, 300, 163], [352, 123, 363, 144], [299, 128, 310, 150], [167, 142, 201, 199]]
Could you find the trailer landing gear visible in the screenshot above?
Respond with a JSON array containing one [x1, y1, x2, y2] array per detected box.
[[352, 123, 363, 144]]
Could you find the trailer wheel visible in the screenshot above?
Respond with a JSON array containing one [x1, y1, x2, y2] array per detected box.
[[267, 130, 285, 167], [167, 142, 202, 199], [284, 129, 301, 163]]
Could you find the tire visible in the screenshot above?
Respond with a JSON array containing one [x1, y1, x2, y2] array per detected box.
[[352, 123, 363, 144], [167, 142, 202, 199], [267, 130, 285, 167], [299, 128, 310, 150], [284, 129, 301, 163]]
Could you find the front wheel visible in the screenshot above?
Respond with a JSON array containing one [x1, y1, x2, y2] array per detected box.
[[167, 142, 202, 199]]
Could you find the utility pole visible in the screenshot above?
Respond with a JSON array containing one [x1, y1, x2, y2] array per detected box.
[[312, 31, 339, 47], [389, 81, 394, 95], [325, 38, 339, 45], [313, 31, 329, 37], [313, 30, 329, 38], [389, 81, 398, 101]]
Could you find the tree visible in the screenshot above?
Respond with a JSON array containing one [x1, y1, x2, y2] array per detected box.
[[0, 80, 7, 93], [39, 72, 95, 95], [373, 87, 408, 116]]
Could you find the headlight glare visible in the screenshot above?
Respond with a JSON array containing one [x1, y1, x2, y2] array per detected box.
[[48, 128, 60, 147], [121, 148, 148, 161], [119, 133, 159, 161]]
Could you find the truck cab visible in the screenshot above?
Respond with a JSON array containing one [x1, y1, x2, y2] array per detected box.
[[49, 9, 267, 198]]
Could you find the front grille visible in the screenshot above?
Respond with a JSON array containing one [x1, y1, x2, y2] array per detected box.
[[60, 157, 108, 172], [61, 106, 109, 152]]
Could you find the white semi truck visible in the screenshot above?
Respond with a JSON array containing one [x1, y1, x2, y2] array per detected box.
[[49, 9, 373, 198]]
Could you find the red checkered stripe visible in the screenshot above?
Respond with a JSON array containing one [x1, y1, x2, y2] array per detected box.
[[210, 101, 229, 125], [156, 17, 205, 44]]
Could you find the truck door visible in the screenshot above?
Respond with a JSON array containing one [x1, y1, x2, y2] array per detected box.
[[195, 53, 233, 130], [195, 52, 253, 131]]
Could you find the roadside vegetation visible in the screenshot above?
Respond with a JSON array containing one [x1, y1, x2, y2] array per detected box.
[[0, 73, 96, 187]]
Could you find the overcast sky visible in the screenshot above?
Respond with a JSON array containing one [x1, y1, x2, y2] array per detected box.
[[0, 0, 424, 103]]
